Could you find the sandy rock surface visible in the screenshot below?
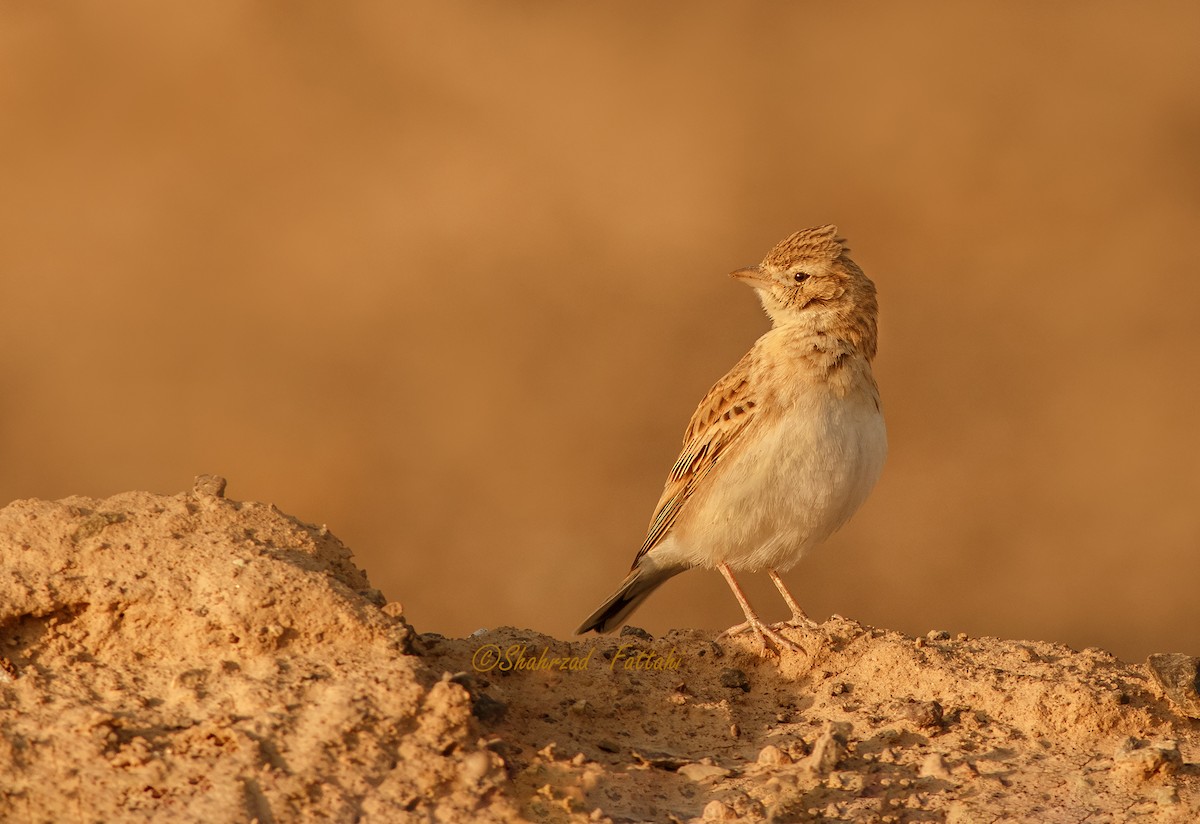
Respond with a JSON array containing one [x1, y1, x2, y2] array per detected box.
[[1, 481, 1197, 822], [0, 480, 514, 823]]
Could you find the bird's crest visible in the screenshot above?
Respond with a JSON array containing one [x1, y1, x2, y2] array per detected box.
[[762, 224, 846, 269]]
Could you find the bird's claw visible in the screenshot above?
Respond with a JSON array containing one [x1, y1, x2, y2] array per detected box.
[[783, 613, 822, 630], [719, 619, 807, 657]]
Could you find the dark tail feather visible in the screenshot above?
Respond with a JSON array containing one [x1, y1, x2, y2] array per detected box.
[[576, 562, 683, 635]]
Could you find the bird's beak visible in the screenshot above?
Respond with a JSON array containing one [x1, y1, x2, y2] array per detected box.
[[730, 264, 769, 286]]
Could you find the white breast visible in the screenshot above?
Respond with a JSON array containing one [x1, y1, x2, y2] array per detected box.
[[669, 381, 887, 572]]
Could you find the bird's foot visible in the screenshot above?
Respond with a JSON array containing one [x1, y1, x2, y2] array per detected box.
[[783, 611, 822, 630], [718, 619, 807, 657]]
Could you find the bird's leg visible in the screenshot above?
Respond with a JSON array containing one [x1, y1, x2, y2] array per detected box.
[[716, 563, 804, 656], [768, 569, 820, 629]]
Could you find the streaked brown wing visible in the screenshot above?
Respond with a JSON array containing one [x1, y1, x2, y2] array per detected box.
[[633, 350, 760, 564]]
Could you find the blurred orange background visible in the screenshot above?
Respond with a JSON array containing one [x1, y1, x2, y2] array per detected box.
[[3, 3, 1198, 663]]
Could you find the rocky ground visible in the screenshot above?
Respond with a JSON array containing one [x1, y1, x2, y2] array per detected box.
[[0, 480, 1196, 822]]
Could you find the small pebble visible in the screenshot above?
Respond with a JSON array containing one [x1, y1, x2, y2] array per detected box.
[[679, 763, 732, 782], [900, 699, 944, 729], [1113, 737, 1181, 779], [619, 626, 654, 641], [1147, 653, 1200, 719], [471, 694, 508, 724], [719, 668, 751, 692], [459, 750, 492, 784], [758, 744, 792, 766], [702, 800, 735, 821], [806, 721, 851, 775], [192, 474, 227, 498]]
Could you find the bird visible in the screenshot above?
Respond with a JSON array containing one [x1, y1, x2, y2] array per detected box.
[[576, 225, 886, 655]]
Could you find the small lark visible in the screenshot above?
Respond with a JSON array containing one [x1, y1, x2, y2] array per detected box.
[[577, 225, 886, 654]]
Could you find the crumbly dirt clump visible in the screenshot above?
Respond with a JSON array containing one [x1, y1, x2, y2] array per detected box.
[[0, 479, 515, 823], [1, 481, 1197, 822]]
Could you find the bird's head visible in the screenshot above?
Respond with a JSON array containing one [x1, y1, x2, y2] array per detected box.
[[730, 224, 878, 353]]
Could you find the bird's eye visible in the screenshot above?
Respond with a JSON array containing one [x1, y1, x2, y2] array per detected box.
[[793, 271, 810, 283]]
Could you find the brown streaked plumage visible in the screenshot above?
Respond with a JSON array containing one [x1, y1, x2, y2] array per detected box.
[[577, 225, 887, 655], [635, 349, 756, 565]]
